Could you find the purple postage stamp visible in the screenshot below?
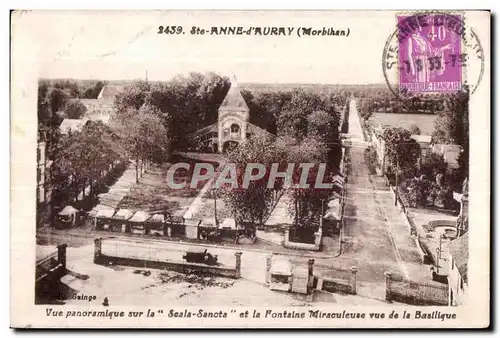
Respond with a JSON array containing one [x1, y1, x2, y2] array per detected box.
[[397, 14, 463, 93]]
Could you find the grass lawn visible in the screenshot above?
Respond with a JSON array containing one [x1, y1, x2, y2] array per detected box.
[[369, 113, 438, 136], [191, 196, 233, 220], [118, 155, 219, 217]]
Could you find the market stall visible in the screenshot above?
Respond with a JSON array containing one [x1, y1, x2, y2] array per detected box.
[[129, 211, 151, 235], [219, 218, 237, 242], [56, 205, 79, 229], [148, 214, 165, 236], [111, 208, 134, 233], [165, 215, 185, 237], [92, 205, 115, 230], [199, 217, 219, 241]]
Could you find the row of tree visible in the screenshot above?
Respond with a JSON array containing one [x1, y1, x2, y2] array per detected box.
[[217, 134, 333, 227], [39, 73, 348, 219], [49, 104, 170, 208], [112, 73, 349, 153]]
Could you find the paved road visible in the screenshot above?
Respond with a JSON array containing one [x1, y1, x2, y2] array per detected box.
[[37, 229, 338, 286], [337, 100, 429, 287]]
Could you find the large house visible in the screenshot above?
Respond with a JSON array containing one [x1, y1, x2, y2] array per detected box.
[[369, 125, 462, 175], [192, 78, 273, 153], [81, 84, 123, 124]]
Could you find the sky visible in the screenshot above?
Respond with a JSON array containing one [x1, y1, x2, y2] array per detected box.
[[14, 11, 405, 84]]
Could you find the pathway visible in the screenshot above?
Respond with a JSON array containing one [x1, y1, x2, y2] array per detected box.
[[257, 194, 294, 245], [172, 152, 226, 220], [338, 99, 430, 285]]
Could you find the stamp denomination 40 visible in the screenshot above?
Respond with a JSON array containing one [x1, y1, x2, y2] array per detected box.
[[383, 12, 484, 97]]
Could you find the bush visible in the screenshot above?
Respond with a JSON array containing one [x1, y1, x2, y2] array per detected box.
[[409, 124, 421, 135], [364, 146, 379, 175], [402, 177, 433, 208], [419, 152, 447, 180], [289, 226, 317, 244], [437, 186, 455, 210]]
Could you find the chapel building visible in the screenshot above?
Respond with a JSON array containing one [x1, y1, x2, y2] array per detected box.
[[194, 77, 273, 153]]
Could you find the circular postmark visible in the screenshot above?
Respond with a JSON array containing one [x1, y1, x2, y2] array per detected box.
[[382, 11, 484, 99]]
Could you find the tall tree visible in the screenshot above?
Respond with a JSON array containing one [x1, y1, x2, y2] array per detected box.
[[37, 81, 52, 126], [280, 136, 331, 226], [432, 89, 469, 146], [49, 88, 69, 114], [382, 127, 421, 172], [63, 99, 87, 119], [217, 135, 277, 224], [114, 81, 151, 113], [54, 121, 125, 203], [113, 106, 170, 182]]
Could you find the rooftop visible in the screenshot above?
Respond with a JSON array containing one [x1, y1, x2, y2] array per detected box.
[[218, 81, 249, 112], [59, 118, 89, 135], [411, 134, 432, 143], [97, 84, 125, 100]]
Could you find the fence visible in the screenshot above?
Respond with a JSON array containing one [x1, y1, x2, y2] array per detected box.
[[384, 271, 448, 305], [36, 244, 67, 283], [283, 227, 322, 251], [94, 238, 242, 279], [388, 183, 429, 264]]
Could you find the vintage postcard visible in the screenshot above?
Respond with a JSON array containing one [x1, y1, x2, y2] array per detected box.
[[10, 10, 490, 328]]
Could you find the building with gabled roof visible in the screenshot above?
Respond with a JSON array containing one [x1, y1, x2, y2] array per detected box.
[[193, 76, 273, 153], [79, 84, 122, 124], [218, 80, 250, 113], [97, 84, 125, 101], [59, 118, 90, 135]]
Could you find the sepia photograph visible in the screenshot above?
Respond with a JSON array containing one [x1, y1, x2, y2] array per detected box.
[[11, 9, 490, 328]]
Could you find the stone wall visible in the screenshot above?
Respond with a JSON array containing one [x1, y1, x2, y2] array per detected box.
[[389, 184, 428, 264], [316, 266, 358, 295], [94, 238, 242, 279], [283, 228, 322, 251], [384, 271, 448, 306]]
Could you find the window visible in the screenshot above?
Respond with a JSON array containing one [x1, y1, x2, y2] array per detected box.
[[230, 124, 240, 133]]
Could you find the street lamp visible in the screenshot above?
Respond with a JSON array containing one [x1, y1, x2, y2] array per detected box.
[[394, 148, 400, 206], [435, 234, 443, 274], [213, 187, 218, 225], [320, 198, 325, 229]]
